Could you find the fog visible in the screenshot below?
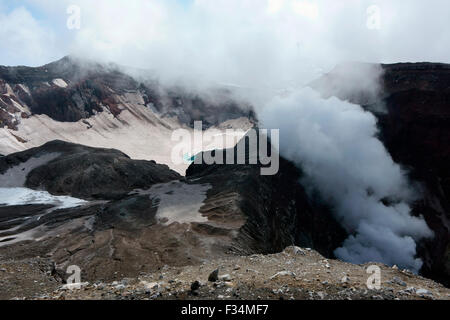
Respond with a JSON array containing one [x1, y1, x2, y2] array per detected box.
[[258, 87, 433, 272], [3, 0, 450, 81]]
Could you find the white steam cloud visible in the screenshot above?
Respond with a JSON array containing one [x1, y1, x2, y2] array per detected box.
[[259, 87, 433, 272]]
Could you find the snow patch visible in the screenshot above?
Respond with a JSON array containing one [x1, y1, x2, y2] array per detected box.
[[0, 187, 86, 209], [52, 79, 68, 88], [10, 97, 29, 114], [143, 181, 211, 225], [18, 84, 31, 96], [0, 226, 42, 247], [0, 152, 60, 187], [4, 83, 14, 96]]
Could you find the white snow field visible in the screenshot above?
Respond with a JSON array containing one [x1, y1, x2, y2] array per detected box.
[[0, 187, 87, 209], [52, 78, 69, 88], [0, 91, 252, 175], [0, 153, 60, 187], [135, 181, 212, 225]]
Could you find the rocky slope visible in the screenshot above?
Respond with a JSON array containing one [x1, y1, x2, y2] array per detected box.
[[1, 247, 449, 300], [186, 136, 346, 257], [0, 56, 254, 174], [0, 56, 253, 127], [312, 62, 450, 285], [0, 137, 346, 286], [0, 140, 181, 199]]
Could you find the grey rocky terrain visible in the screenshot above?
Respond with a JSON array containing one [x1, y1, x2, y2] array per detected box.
[[0, 59, 448, 300], [1, 247, 448, 300]]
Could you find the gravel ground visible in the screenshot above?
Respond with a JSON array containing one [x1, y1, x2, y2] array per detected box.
[[1, 246, 449, 300]]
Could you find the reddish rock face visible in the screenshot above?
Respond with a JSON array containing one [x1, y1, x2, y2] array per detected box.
[[313, 62, 450, 286], [0, 80, 7, 95], [376, 64, 450, 286], [0, 57, 140, 123], [0, 56, 254, 129]]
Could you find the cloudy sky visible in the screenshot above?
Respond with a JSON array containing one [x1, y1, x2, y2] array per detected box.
[[1, 0, 449, 86]]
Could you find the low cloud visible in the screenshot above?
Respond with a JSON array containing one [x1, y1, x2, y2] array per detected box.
[[0, 5, 61, 66]]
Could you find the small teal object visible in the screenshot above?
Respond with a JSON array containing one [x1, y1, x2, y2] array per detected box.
[[183, 153, 195, 163]]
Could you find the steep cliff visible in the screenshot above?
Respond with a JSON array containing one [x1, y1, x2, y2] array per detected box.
[[312, 62, 450, 285]]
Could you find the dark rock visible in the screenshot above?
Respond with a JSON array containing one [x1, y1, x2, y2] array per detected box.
[[208, 269, 219, 282], [312, 62, 450, 286], [190, 281, 200, 291], [0, 140, 181, 200], [187, 132, 347, 258]]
